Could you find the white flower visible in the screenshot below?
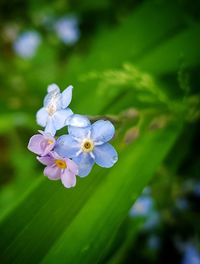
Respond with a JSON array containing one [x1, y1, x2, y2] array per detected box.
[[36, 84, 73, 136]]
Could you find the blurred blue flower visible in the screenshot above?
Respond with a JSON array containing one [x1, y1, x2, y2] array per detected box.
[[175, 197, 189, 210], [144, 211, 160, 230], [55, 116, 118, 177], [13, 31, 41, 58], [129, 193, 161, 230], [54, 16, 80, 45], [182, 244, 200, 264], [147, 235, 161, 250], [182, 180, 200, 198], [194, 182, 200, 197], [36, 84, 73, 136], [130, 196, 153, 217]]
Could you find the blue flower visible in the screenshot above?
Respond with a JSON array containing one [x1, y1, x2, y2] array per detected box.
[[130, 196, 153, 217], [55, 116, 118, 176], [147, 235, 161, 250], [175, 197, 189, 211], [194, 182, 200, 197], [36, 84, 73, 136], [13, 31, 41, 58], [182, 244, 200, 264], [54, 16, 80, 45], [144, 211, 160, 230]]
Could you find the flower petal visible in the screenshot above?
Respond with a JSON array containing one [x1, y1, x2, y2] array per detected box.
[[32, 131, 55, 156], [73, 152, 94, 177], [91, 120, 115, 143], [68, 125, 91, 140], [65, 158, 79, 174], [61, 85, 73, 108], [93, 143, 118, 168], [68, 114, 91, 127], [42, 142, 55, 156], [44, 165, 61, 180], [61, 170, 76, 188], [28, 134, 45, 155], [52, 108, 73, 130], [36, 107, 48, 127], [44, 118, 56, 136], [55, 135, 80, 158], [47, 83, 60, 93], [37, 155, 54, 166]]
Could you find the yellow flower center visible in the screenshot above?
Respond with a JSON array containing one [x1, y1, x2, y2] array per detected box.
[[81, 139, 94, 152], [48, 139, 54, 145], [55, 159, 67, 169]]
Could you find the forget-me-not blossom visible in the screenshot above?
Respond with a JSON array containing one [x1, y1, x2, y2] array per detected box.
[[55, 115, 118, 176], [36, 84, 73, 136], [130, 196, 153, 217], [37, 151, 78, 188], [54, 16, 80, 45], [13, 31, 41, 58], [28, 130, 55, 156], [182, 244, 200, 264]]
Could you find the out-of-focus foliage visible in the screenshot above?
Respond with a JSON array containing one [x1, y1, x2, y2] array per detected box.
[[0, 0, 200, 263]]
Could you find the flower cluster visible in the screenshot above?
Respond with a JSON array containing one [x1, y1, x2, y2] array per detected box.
[[28, 84, 118, 188]]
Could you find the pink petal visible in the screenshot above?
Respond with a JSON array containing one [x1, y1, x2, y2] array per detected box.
[[50, 151, 62, 160], [42, 140, 55, 156], [44, 165, 61, 180], [65, 158, 78, 174], [61, 170, 76, 188], [37, 155, 54, 166], [28, 134, 45, 155]]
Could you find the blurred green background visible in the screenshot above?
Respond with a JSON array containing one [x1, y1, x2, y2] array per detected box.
[[0, 0, 200, 263]]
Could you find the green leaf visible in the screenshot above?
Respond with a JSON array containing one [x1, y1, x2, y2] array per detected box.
[[41, 123, 182, 264], [137, 23, 200, 74], [0, 1, 196, 263], [0, 121, 182, 264]]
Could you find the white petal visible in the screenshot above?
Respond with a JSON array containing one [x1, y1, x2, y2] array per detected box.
[[44, 118, 56, 136], [61, 85, 73, 108], [68, 114, 91, 127], [36, 107, 48, 127], [47, 83, 60, 93]]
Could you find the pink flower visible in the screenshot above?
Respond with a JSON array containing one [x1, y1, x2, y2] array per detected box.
[[28, 130, 55, 156], [37, 152, 78, 188]]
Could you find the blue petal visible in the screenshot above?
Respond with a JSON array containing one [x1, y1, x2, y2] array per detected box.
[[55, 135, 80, 158], [44, 118, 56, 136], [93, 143, 118, 168], [68, 125, 91, 140], [36, 107, 48, 127], [73, 152, 94, 177], [52, 108, 73, 130], [68, 114, 91, 127], [61, 85, 73, 108], [91, 120, 115, 143]]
